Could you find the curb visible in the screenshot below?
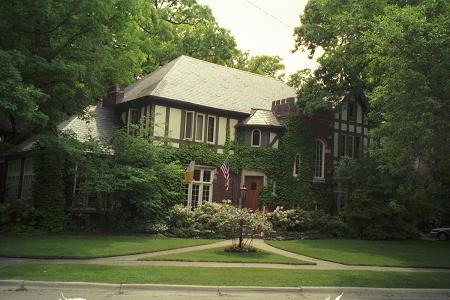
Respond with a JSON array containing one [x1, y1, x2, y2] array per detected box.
[[1, 280, 450, 294]]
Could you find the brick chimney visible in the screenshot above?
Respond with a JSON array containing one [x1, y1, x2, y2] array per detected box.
[[102, 85, 124, 108], [271, 97, 296, 118]]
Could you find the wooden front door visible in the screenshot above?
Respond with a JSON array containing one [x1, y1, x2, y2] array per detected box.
[[244, 176, 264, 211]]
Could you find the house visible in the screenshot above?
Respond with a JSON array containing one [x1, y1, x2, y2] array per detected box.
[[0, 55, 369, 212]]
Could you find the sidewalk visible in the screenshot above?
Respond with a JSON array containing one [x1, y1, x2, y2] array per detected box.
[[1, 280, 450, 300]]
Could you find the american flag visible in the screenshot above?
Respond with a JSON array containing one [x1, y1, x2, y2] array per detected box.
[[220, 158, 230, 191]]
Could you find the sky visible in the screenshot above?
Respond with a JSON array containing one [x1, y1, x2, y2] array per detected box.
[[196, 0, 320, 76]]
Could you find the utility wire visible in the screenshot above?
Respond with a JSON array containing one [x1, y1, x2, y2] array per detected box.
[[244, 0, 295, 30]]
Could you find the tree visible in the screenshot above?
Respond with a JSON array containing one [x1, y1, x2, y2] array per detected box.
[[293, 0, 450, 230], [230, 51, 286, 79], [0, 0, 240, 134], [139, 0, 239, 73], [0, 0, 152, 132]]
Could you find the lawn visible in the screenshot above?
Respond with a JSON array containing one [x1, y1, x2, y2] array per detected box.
[[0, 235, 220, 258], [1, 264, 450, 288], [140, 247, 314, 265], [266, 239, 450, 268]]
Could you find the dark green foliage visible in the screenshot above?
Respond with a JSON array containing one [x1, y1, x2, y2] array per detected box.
[[33, 140, 66, 232], [336, 157, 422, 240], [293, 0, 450, 237], [0, 201, 39, 233]]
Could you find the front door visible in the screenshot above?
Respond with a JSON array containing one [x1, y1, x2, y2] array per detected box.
[[244, 176, 263, 211]]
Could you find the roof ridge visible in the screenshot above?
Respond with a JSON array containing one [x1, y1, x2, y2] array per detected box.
[[151, 56, 186, 95], [124, 56, 184, 94], [178, 55, 291, 86]]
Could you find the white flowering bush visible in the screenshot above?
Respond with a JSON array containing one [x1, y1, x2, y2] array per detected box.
[[267, 207, 347, 238], [167, 201, 272, 245]]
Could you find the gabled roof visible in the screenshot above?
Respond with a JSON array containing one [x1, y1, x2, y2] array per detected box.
[[240, 109, 283, 127], [121, 55, 296, 114]]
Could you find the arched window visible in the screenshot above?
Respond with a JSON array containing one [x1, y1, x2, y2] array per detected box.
[[251, 129, 261, 147], [293, 154, 300, 177], [314, 139, 325, 179]]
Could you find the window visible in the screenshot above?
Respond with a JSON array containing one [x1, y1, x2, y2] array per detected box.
[[207, 116, 216, 143], [348, 102, 356, 119], [339, 134, 346, 157], [354, 136, 361, 159], [346, 135, 354, 157], [127, 108, 141, 135], [195, 113, 205, 142], [184, 168, 214, 209], [184, 111, 194, 140], [21, 158, 34, 201], [314, 140, 325, 179], [251, 129, 261, 147], [293, 154, 301, 177], [6, 159, 21, 201]]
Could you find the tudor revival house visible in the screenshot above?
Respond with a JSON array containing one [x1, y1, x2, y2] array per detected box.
[[0, 55, 368, 212]]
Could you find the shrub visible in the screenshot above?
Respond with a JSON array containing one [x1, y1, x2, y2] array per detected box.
[[267, 207, 346, 238], [167, 201, 272, 245], [0, 201, 39, 233]]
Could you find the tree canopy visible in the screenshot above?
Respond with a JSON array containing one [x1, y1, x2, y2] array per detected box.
[[293, 0, 450, 231], [0, 0, 285, 136]]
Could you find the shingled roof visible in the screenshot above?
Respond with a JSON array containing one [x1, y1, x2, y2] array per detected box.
[[17, 104, 120, 152], [121, 55, 296, 114], [240, 109, 283, 127]]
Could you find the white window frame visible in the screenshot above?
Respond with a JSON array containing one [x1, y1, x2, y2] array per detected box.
[[206, 116, 216, 144], [251, 129, 261, 147], [195, 113, 205, 142], [184, 168, 214, 210], [314, 139, 325, 180], [293, 154, 301, 177], [184, 111, 194, 140]]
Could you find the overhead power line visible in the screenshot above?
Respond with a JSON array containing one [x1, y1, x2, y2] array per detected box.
[[244, 0, 295, 30]]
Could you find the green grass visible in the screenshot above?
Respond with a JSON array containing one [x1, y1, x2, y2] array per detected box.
[[266, 239, 450, 268], [1, 264, 450, 288], [140, 247, 314, 265], [0, 235, 220, 258]]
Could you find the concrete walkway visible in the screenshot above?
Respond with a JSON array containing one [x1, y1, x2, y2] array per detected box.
[[1, 239, 450, 273]]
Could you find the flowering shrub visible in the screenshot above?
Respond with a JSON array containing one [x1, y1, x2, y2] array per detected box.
[[167, 201, 272, 245], [267, 207, 347, 238]]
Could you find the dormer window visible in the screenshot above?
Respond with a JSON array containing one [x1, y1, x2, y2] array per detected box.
[[251, 129, 261, 147]]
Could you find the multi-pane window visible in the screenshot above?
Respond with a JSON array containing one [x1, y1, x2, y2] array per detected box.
[[314, 140, 325, 179], [184, 168, 214, 209], [207, 116, 216, 143], [251, 129, 261, 147], [6, 160, 21, 201], [184, 111, 194, 140], [293, 154, 301, 177], [339, 134, 362, 159], [346, 136, 354, 157], [195, 113, 205, 142], [354, 136, 361, 159], [348, 102, 356, 119], [21, 158, 34, 201], [339, 134, 346, 157]]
